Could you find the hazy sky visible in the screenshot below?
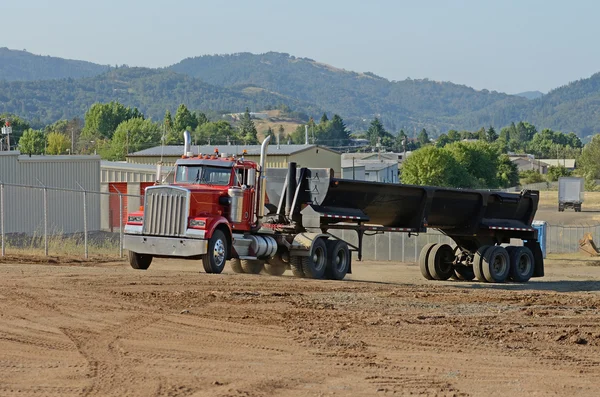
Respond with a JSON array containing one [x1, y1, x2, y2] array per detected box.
[[3, 0, 599, 94]]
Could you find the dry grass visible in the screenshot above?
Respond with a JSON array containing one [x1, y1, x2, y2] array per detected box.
[[1, 231, 121, 259], [538, 191, 600, 210]]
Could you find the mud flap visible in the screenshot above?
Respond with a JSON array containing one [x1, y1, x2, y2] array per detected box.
[[524, 240, 544, 278]]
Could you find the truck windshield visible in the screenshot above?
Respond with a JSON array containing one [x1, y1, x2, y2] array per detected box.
[[175, 165, 232, 185]]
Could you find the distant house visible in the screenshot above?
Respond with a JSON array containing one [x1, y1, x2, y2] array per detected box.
[[538, 159, 576, 170], [341, 156, 399, 183], [509, 155, 549, 174]]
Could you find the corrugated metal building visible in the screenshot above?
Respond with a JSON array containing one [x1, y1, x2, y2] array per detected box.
[[126, 144, 342, 176], [0, 151, 101, 234], [100, 161, 173, 231]]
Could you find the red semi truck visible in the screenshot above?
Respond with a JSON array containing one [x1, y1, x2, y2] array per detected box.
[[124, 132, 544, 283]]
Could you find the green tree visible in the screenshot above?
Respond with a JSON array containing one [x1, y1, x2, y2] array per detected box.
[[486, 126, 498, 142], [447, 130, 460, 142], [82, 102, 142, 140], [417, 128, 430, 146], [46, 132, 71, 155], [238, 107, 258, 144], [496, 154, 519, 188], [435, 133, 451, 148], [546, 165, 573, 182], [0, 114, 31, 148], [519, 169, 545, 185], [164, 109, 173, 129], [173, 104, 197, 132], [195, 111, 209, 126], [320, 113, 329, 124], [443, 141, 499, 188], [577, 134, 600, 183], [194, 120, 237, 145], [103, 118, 162, 161], [366, 118, 387, 146], [18, 128, 46, 156], [401, 146, 469, 187]]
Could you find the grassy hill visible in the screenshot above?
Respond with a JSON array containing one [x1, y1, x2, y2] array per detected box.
[[0, 67, 317, 126], [0, 47, 108, 81]]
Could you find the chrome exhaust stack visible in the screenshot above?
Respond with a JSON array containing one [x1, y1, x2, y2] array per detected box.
[[183, 130, 192, 157], [257, 135, 272, 224]]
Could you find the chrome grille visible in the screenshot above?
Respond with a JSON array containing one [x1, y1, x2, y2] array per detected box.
[[142, 186, 189, 236]]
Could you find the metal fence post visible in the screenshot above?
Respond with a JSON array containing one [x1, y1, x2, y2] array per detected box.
[[414, 235, 418, 262], [43, 187, 48, 256], [401, 233, 405, 262], [119, 193, 123, 258], [83, 190, 88, 259], [388, 232, 392, 261], [1, 182, 4, 257]]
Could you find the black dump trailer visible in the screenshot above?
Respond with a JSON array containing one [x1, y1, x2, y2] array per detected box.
[[264, 162, 542, 283]]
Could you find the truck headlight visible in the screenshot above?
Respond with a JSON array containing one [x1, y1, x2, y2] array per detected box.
[[127, 215, 143, 223], [189, 219, 206, 228]]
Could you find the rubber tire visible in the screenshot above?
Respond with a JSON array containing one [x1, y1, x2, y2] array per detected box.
[[326, 240, 351, 280], [508, 246, 535, 282], [473, 245, 491, 282], [419, 243, 437, 280], [229, 258, 243, 273], [202, 229, 227, 274], [302, 238, 328, 279], [482, 245, 510, 283], [128, 251, 152, 270], [263, 262, 286, 276], [453, 266, 475, 281], [427, 244, 455, 280], [290, 256, 305, 278], [241, 259, 264, 274]]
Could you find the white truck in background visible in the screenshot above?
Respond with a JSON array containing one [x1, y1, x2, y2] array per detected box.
[[558, 177, 584, 212]]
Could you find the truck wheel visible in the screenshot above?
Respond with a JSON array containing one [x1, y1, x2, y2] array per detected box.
[[241, 259, 264, 274], [290, 257, 305, 278], [453, 266, 475, 281], [472, 245, 490, 282], [419, 243, 437, 280], [427, 244, 454, 280], [326, 240, 351, 280], [263, 262, 286, 276], [508, 246, 535, 282], [482, 246, 510, 283], [202, 229, 227, 274], [128, 251, 152, 270], [302, 238, 328, 279], [229, 258, 243, 273]]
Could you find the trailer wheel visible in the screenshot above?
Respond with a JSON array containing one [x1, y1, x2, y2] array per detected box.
[[241, 259, 264, 274], [326, 240, 351, 280], [229, 258, 243, 273], [290, 257, 305, 278], [128, 251, 152, 270], [482, 246, 510, 283], [473, 245, 491, 282], [302, 238, 328, 279], [508, 246, 535, 282], [263, 263, 286, 276], [419, 243, 437, 280], [202, 229, 228, 274], [453, 266, 475, 281], [427, 244, 454, 280]]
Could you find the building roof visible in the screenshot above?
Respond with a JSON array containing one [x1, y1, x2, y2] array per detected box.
[[128, 144, 339, 157], [0, 151, 100, 162], [364, 162, 397, 172], [101, 161, 173, 172], [538, 159, 576, 168]]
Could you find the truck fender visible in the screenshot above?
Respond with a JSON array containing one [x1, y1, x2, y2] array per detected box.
[[204, 216, 232, 240], [290, 232, 329, 257]]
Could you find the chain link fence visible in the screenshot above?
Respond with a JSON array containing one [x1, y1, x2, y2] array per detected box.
[[0, 182, 596, 260]]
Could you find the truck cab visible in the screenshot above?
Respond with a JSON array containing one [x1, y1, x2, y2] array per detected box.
[[124, 133, 271, 274]]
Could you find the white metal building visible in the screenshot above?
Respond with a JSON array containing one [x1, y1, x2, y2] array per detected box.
[[0, 151, 101, 234]]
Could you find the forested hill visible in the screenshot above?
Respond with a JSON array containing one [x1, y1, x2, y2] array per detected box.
[[0, 48, 109, 81], [0, 67, 315, 125], [169, 52, 530, 133]]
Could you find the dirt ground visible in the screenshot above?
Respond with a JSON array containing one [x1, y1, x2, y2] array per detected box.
[[1, 256, 600, 397]]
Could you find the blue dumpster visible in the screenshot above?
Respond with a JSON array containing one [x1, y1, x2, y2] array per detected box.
[[531, 220, 547, 258]]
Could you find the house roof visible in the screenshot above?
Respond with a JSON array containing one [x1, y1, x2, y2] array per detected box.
[[538, 159, 576, 168], [364, 162, 397, 171], [101, 161, 173, 172], [128, 144, 339, 157]]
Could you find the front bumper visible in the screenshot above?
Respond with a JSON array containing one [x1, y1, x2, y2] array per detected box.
[[124, 234, 208, 257]]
